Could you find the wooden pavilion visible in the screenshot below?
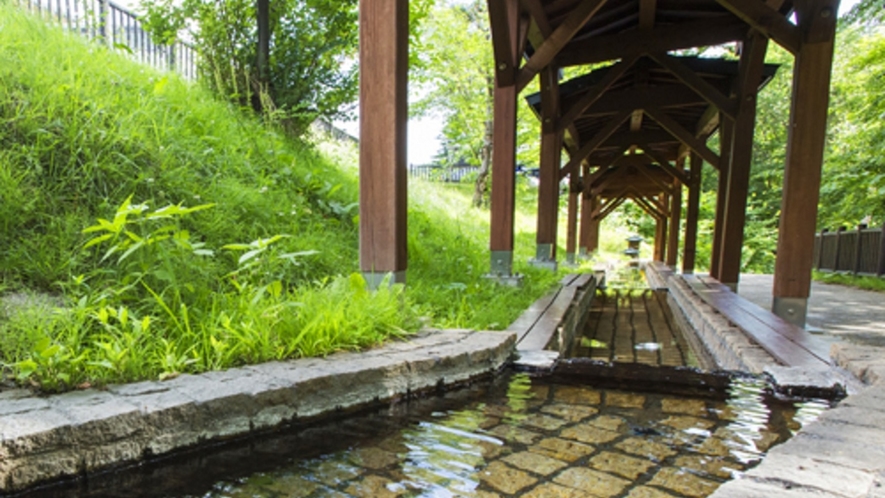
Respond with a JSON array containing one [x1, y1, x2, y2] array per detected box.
[[357, 0, 839, 328]]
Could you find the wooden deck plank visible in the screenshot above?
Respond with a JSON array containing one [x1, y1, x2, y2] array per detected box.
[[682, 275, 829, 367], [517, 286, 578, 351], [569, 273, 595, 289], [560, 274, 581, 286], [696, 276, 831, 362], [507, 288, 560, 342]]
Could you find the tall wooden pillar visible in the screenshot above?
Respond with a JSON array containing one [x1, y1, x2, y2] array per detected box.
[[718, 35, 769, 291], [773, 0, 839, 326], [710, 116, 733, 279], [359, 0, 409, 287], [683, 153, 702, 273], [667, 162, 684, 268], [534, 65, 561, 269], [488, 0, 519, 279], [579, 163, 594, 258], [566, 169, 580, 264], [654, 214, 668, 262]]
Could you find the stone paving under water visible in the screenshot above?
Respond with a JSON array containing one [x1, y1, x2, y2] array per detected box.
[[32, 372, 828, 498], [578, 289, 695, 368]]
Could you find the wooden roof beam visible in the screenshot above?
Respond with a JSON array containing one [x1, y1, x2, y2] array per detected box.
[[557, 54, 639, 134], [644, 105, 720, 169], [639, 0, 656, 29], [595, 194, 627, 221], [560, 17, 749, 66], [629, 190, 667, 219], [560, 109, 632, 180], [648, 52, 739, 120], [489, 0, 517, 87], [636, 164, 676, 196], [714, 0, 800, 55], [695, 104, 721, 138], [516, 0, 609, 93], [635, 141, 690, 185]]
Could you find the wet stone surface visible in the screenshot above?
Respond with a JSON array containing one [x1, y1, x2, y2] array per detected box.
[[23, 370, 829, 498]]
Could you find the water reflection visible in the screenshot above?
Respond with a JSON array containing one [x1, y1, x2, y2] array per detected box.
[[29, 373, 829, 498]]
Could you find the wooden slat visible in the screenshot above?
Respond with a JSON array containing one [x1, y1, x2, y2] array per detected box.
[[683, 275, 830, 367], [559, 17, 749, 66], [517, 286, 578, 351], [570, 273, 595, 289], [507, 288, 560, 341]]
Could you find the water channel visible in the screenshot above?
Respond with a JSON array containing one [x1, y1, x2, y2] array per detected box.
[[25, 369, 829, 498], [20, 267, 832, 498]]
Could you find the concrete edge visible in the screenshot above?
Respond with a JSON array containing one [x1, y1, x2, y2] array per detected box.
[[0, 328, 516, 493]]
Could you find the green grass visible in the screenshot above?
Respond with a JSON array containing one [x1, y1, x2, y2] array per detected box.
[[812, 271, 885, 293], [0, 7, 563, 391]]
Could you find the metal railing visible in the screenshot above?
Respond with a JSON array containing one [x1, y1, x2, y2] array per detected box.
[[408, 164, 479, 183], [17, 0, 197, 80], [813, 224, 885, 276]]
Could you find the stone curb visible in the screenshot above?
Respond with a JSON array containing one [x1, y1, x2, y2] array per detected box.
[[710, 382, 885, 497], [0, 328, 515, 493]]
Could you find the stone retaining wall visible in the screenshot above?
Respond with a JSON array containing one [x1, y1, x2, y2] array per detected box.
[[0, 329, 515, 493], [648, 265, 776, 373]]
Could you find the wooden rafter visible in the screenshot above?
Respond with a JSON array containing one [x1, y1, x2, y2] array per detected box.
[[635, 164, 675, 196], [556, 54, 639, 133], [635, 141, 690, 185], [648, 52, 738, 120], [595, 194, 627, 221], [643, 105, 720, 169], [714, 0, 800, 54], [629, 190, 667, 220], [695, 105, 720, 138], [576, 84, 710, 117], [560, 17, 749, 66], [560, 109, 632, 180], [516, 0, 609, 92]]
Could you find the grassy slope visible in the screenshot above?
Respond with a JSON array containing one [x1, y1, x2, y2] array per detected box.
[[0, 8, 562, 390]]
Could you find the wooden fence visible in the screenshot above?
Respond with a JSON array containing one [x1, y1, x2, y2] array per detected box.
[[408, 164, 479, 183], [16, 0, 197, 80], [813, 224, 885, 276]]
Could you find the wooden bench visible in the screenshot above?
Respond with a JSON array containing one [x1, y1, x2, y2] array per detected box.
[[682, 274, 831, 368], [510, 273, 597, 352]]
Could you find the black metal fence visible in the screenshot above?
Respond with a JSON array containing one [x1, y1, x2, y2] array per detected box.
[[408, 164, 479, 183], [16, 0, 197, 80], [813, 224, 885, 276]]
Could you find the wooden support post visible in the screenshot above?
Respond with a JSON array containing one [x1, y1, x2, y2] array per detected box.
[[666, 161, 684, 267], [718, 35, 769, 291], [359, 0, 409, 288], [579, 163, 593, 258], [489, 0, 519, 280], [710, 115, 733, 279], [566, 169, 580, 264], [683, 153, 702, 273], [654, 214, 667, 262], [772, 0, 839, 326], [533, 65, 561, 270]]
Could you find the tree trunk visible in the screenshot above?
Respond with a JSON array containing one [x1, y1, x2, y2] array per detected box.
[[253, 0, 271, 114], [473, 119, 493, 207], [473, 80, 495, 208]]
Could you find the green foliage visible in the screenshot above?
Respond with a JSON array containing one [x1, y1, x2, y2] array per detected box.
[[0, 9, 564, 392], [813, 271, 885, 292], [140, 0, 359, 135]]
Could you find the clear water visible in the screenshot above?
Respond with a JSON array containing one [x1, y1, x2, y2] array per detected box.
[[32, 371, 830, 498]]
